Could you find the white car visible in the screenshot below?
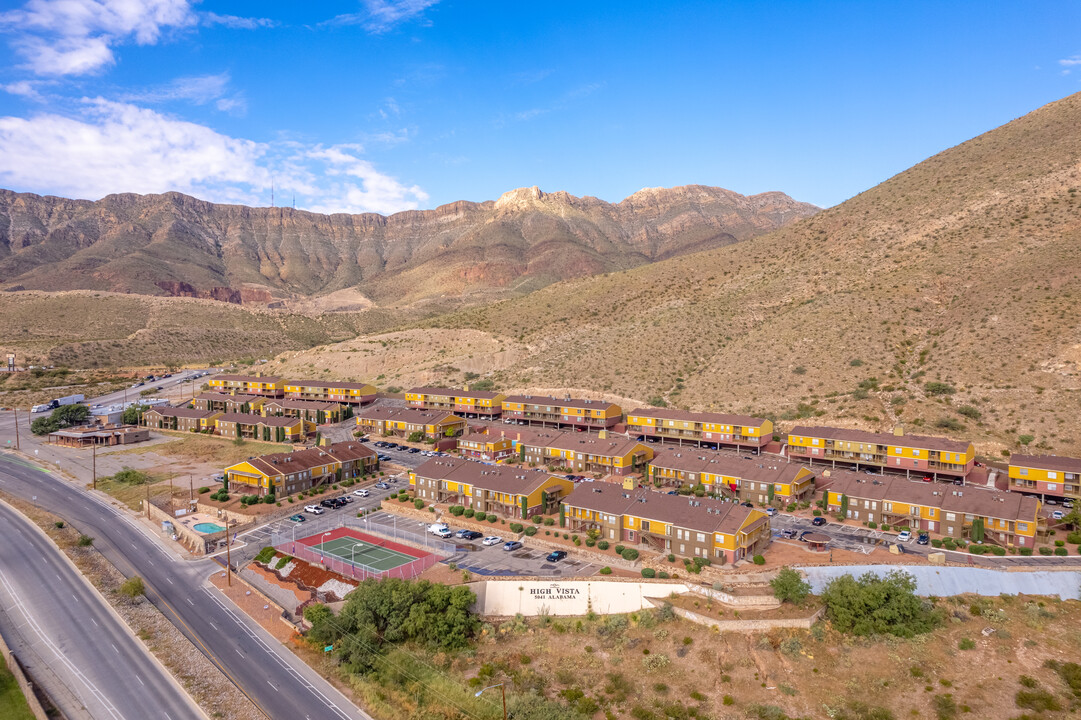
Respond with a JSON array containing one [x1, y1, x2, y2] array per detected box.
[[897, 530, 912, 542], [1052, 510, 1065, 520], [304, 505, 325, 515], [482, 536, 503, 547], [353, 488, 370, 497]]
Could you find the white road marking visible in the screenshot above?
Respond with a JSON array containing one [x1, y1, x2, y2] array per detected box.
[[137, 675, 145, 686], [111, 643, 119, 654], [185, 598, 194, 606], [91, 618, 98, 627], [267, 680, 278, 691]]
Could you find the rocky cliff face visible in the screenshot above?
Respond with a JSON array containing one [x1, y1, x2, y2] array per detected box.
[[0, 185, 818, 306]]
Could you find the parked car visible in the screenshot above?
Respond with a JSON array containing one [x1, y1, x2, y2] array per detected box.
[[333, 497, 349, 508], [812, 516, 827, 526], [482, 536, 503, 546], [953, 478, 964, 485], [780, 529, 797, 539], [666, 490, 679, 495], [742, 501, 754, 508], [921, 476, 933, 483], [353, 488, 370, 497], [1064, 501, 1075, 509], [503, 540, 523, 552], [546, 550, 568, 562], [1046, 499, 1058, 506], [917, 534, 930, 545], [1052, 510, 1065, 520], [375, 481, 390, 490], [427, 523, 451, 537], [897, 530, 912, 542], [304, 505, 324, 515], [319, 498, 337, 509], [288, 514, 306, 523], [408, 447, 421, 454], [459, 530, 483, 540], [432, 527, 453, 539], [765, 507, 777, 517]]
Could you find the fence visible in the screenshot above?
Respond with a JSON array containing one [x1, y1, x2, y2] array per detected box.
[[277, 539, 441, 581]]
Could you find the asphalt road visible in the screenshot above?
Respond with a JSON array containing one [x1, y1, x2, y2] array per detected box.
[[0, 500, 203, 720], [0, 452, 372, 720]]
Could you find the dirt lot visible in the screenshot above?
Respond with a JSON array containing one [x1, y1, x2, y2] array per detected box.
[[459, 593, 1081, 720]]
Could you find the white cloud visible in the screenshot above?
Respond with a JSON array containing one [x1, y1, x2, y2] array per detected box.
[[0, 80, 47, 101], [0, 100, 428, 215], [1060, 55, 1081, 66], [326, 0, 439, 33], [202, 12, 276, 30], [124, 72, 230, 104], [0, 0, 197, 75]]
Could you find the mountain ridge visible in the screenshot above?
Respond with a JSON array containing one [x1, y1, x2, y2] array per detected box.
[[0, 184, 818, 306]]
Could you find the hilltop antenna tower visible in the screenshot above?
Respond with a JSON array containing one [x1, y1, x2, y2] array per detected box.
[[271, 180, 275, 207], [292, 193, 295, 209]]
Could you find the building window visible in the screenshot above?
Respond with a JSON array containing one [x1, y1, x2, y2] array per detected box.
[[696, 533, 705, 542]]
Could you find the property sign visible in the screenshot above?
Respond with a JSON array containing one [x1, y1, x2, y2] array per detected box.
[[528, 586, 582, 601], [5, 354, 13, 372]]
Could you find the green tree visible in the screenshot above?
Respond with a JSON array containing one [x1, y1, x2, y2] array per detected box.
[[767, 483, 775, 504], [970, 517, 985, 543], [30, 416, 60, 435], [53, 404, 90, 426], [122, 403, 149, 425], [822, 570, 940, 638], [840, 494, 849, 517], [770, 567, 811, 604], [407, 430, 424, 443]]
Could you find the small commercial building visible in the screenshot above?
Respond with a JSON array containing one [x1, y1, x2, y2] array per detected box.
[[410, 456, 573, 518], [49, 424, 150, 448], [562, 483, 771, 563]]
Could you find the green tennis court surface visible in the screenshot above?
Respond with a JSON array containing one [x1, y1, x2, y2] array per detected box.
[[315, 536, 417, 572]]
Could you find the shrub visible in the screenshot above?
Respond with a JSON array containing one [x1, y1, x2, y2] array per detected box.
[[822, 570, 940, 638], [867, 521, 878, 529], [1039, 546, 1053, 555], [958, 638, 975, 650], [812, 509, 822, 516], [1055, 547, 1068, 556], [1015, 688, 1060, 712], [53, 521, 65, 529], [752, 555, 765, 565], [275, 555, 292, 570], [413, 498, 425, 510], [641, 568, 656, 578], [931, 538, 943, 548], [771, 567, 811, 604], [449, 505, 465, 516], [585, 537, 595, 547], [254, 546, 276, 564], [968, 545, 986, 555], [509, 523, 524, 533], [543, 517, 555, 526], [1019, 547, 1033, 556], [667, 553, 676, 562], [991, 546, 1006, 556], [198, 486, 210, 494], [599, 567, 612, 575], [488, 515, 499, 523], [77, 534, 94, 547], [119, 576, 145, 600], [524, 526, 537, 536], [722, 695, 734, 706], [621, 548, 640, 561], [1056, 539, 1065, 547], [464, 508, 475, 518], [597, 540, 609, 550], [615, 545, 625, 555], [658, 571, 669, 579], [531, 515, 543, 523], [475, 511, 487, 522], [573, 536, 581, 546]]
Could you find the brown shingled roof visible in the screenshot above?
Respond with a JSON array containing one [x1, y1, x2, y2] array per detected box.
[[545, 433, 648, 458], [414, 457, 557, 495], [194, 392, 262, 403], [284, 380, 375, 391], [563, 483, 762, 535], [627, 407, 769, 428], [788, 425, 971, 453], [651, 449, 809, 484], [264, 399, 340, 412], [216, 412, 303, 428], [503, 394, 620, 411], [1010, 454, 1081, 474], [146, 407, 216, 419], [355, 407, 461, 424], [213, 374, 282, 383], [409, 386, 504, 400]]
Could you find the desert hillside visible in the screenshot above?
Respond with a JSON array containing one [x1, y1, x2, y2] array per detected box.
[[273, 91, 1081, 457], [0, 184, 816, 306]]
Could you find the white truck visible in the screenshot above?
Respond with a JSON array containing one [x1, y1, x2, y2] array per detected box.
[[427, 523, 452, 538], [31, 403, 53, 413], [54, 394, 84, 406]]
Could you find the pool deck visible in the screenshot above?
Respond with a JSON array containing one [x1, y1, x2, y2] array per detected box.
[[177, 510, 228, 535]]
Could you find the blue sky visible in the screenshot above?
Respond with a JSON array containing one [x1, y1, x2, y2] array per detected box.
[[0, 1, 1078, 214]]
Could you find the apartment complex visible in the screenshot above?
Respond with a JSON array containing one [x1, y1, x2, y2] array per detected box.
[[514, 430, 653, 477], [224, 441, 377, 497], [208, 374, 285, 398], [562, 483, 771, 563], [355, 407, 466, 440], [824, 471, 1041, 547], [262, 399, 342, 424], [788, 425, 975, 479], [142, 407, 221, 432], [406, 387, 506, 418], [192, 392, 264, 414], [501, 395, 622, 430], [1008, 455, 1081, 502], [411, 457, 573, 518], [648, 450, 815, 505], [215, 412, 313, 442], [283, 380, 376, 406], [456, 432, 515, 461], [626, 408, 773, 452]]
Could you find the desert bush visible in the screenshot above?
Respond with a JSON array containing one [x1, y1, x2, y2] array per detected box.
[[597, 540, 609, 550], [475, 511, 487, 521], [621, 548, 640, 561], [641, 568, 656, 578], [752, 555, 765, 565], [599, 567, 612, 575]]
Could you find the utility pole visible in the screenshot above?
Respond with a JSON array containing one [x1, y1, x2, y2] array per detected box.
[[13, 407, 19, 451], [92, 443, 97, 490], [189, 474, 193, 504], [145, 477, 151, 520], [225, 511, 232, 587]]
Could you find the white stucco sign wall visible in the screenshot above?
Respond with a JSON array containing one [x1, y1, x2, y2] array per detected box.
[[470, 580, 689, 617]]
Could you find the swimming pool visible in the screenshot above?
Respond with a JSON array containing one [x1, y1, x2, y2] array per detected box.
[[193, 522, 226, 534]]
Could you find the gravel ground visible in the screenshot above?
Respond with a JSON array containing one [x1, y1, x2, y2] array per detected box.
[[0, 492, 267, 720]]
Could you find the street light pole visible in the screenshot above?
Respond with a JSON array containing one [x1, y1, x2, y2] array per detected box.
[[474, 683, 507, 720], [320, 530, 331, 559], [13, 407, 20, 451], [92, 443, 96, 490], [225, 511, 232, 587]]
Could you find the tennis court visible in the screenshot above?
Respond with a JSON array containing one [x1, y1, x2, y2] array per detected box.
[[289, 527, 437, 579]]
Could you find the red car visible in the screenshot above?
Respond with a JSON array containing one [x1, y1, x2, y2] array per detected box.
[[921, 476, 933, 483]]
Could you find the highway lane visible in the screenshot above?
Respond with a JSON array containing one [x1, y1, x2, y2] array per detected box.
[[0, 500, 204, 720], [0, 453, 371, 720]]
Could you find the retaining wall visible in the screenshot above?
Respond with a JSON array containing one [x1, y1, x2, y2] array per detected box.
[[0, 629, 49, 720], [663, 602, 825, 632], [469, 579, 688, 617]]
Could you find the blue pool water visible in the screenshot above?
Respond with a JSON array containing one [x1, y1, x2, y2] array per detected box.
[[193, 522, 226, 534]]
